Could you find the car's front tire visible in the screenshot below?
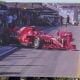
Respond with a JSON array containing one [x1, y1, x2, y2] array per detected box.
[[33, 37, 42, 49]]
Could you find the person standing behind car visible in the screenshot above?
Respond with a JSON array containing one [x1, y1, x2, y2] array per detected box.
[[7, 14, 14, 27], [13, 14, 17, 26], [66, 15, 70, 27], [60, 16, 63, 27]]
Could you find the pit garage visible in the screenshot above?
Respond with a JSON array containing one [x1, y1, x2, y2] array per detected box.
[[0, 3, 60, 45]]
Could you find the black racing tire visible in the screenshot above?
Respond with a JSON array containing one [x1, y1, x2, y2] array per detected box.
[[33, 37, 42, 49]]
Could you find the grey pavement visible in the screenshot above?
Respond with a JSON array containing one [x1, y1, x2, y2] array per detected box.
[[0, 25, 80, 77]]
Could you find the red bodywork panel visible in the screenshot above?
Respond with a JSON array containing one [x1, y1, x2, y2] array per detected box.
[[57, 31, 76, 49], [16, 26, 76, 50]]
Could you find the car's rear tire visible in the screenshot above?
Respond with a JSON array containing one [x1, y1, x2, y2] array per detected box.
[[33, 37, 42, 49]]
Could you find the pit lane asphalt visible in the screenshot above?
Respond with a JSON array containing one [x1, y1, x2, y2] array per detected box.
[[0, 25, 80, 77]]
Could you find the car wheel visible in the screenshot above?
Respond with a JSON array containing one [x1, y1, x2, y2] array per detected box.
[[33, 37, 42, 49]]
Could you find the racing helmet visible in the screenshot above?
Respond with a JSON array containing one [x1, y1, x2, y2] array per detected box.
[[31, 26, 36, 30]]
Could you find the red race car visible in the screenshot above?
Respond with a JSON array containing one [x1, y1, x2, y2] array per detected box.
[[16, 26, 76, 50]]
